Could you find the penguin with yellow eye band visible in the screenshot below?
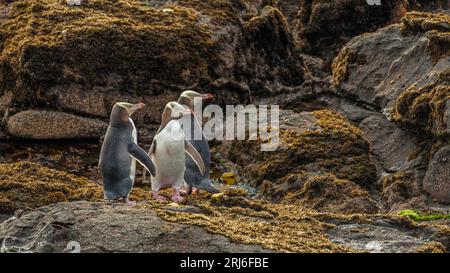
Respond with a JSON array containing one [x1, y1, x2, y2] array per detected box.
[[99, 102, 155, 204], [145, 101, 206, 202]]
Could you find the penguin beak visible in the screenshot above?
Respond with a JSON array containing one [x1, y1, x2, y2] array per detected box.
[[201, 94, 214, 100], [127, 102, 145, 115]]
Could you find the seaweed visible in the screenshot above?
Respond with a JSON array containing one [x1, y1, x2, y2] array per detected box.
[[223, 110, 378, 213], [0, 161, 152, 213], [393, 69, 450, 136], [401, 12, 450, 62], [0, 0, 217, 105]]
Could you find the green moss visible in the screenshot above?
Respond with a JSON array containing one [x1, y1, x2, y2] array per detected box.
[[399, 209, 450, 221]]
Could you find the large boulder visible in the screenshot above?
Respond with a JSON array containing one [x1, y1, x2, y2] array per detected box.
[[0, 201, 271, 253], [332, 12, 449, 133], [277, 0, 449, 62], [221, 109, 379, 214], [359, 114, 419, 172], [331, 12, 450, 208], [0, 0, 307, 140], [6, 110, 107, 139]]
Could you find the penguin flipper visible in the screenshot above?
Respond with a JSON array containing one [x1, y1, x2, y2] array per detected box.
[[185, 140, 206, 176], [128, 142, 156, 177], [142, 139, 157, 183]]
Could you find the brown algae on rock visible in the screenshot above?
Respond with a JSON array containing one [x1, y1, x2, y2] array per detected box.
[[393, 70, 449, 136], [223, 110, 377, 214], [0, 0, 215, 104], [401, 12, 450, 62], [147, 188, 352, 253], [0, 161, 152, 213]]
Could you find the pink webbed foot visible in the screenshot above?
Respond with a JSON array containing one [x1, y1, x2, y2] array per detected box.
[[171, 189, 184, 202], [171, 195, 184, 202], [152, 192, 168, 202], [120, 197, 136, 205]]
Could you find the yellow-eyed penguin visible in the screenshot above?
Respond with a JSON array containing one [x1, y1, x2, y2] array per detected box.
[[177, 90, 218, 194], [99, 102, 155, 204], [147, 101, 206, 202]]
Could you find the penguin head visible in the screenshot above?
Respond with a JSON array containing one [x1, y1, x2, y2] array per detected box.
[[157, 101, 191, 133], [110, 102, 145, 126], [178, 90, 214, 110], [166, 101, 191, 120]]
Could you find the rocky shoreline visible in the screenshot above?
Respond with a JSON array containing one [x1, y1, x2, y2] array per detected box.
[[0, 0, 449, 252]]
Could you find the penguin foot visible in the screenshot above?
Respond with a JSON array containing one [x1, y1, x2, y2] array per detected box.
[[120, 197, 136, 205], [171, 195, 184, 202], [171, 189, 184, 202], [152, 192, 168, 202]]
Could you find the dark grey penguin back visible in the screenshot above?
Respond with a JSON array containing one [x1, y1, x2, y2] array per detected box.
[[99, 105, 135, 200], [183, 113, 217, 192]]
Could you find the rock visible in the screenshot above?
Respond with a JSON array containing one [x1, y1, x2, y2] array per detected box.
[[0, 0, 306, 129], [222, 109, 378, 213], [325, 96, 375, 123], [332, 12, 449, 208], [0, 201, 271, 253], [359, 114, 419, 172], [445, 100, 450, 135], [423, 146, 450, 203], [291, 174, 379, 214], [6, 110, 107, 139], [47, 86, 108, 118], [393, 67, 450, 137], [0, 182, 448, 253], [276, 0, 449, 62], [381, 171, 427, 212], [332, 12, 450, 137], [294, 0, 408, 62], [328, 222, 440, 253]]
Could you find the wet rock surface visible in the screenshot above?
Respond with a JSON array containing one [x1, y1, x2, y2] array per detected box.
[[0, 201, 271, 253], [1, 199, 448, 253], [328, 222, 442, 253]]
